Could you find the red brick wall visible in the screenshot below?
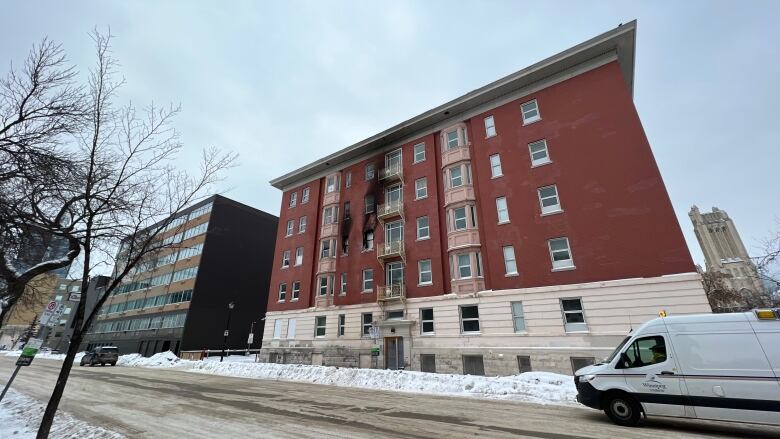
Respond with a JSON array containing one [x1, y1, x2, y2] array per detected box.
[[266, 60, 694, 312]]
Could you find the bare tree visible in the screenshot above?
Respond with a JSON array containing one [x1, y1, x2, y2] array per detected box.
[[0, 38, 85, 326], [755, 219, 780, 294], [35, 30, 236, 438], [699, 270, 745, 312]]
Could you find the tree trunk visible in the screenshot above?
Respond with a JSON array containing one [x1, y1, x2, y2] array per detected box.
[[0, 281, 25, 330]]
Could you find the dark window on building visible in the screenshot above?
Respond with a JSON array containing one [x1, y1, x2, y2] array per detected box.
[[518, 355, 532, 373], [420, 354, 436, 373], [420, 308, 434, 334], [462, 355, 485, 376], [570, 357, 595, 374], [460, 305, 480, 333]]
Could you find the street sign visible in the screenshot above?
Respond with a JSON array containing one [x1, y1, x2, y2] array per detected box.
[[224, 330, 230, 337], [68, 292, 81, 302], [15, 338, 43, 367], [247, 333, 254, 344], [39, 302, 66, 327], [371, 345, 380, 357]]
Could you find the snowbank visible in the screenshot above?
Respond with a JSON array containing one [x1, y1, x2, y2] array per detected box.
[[2, 350, 85, 362], [0, 388, 124, 439], [115, 351, 577, 405]]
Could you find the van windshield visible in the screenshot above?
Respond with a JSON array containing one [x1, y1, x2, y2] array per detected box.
[[604, 336, 631, 363]]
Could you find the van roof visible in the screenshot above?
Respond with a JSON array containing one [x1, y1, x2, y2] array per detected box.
[[636, 311, 770, 332]]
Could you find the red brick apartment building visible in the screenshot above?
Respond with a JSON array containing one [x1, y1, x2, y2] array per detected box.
[[259, 21, 710, 375]]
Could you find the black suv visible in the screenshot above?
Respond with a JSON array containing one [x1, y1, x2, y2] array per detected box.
[[80, 346, 119, 366]]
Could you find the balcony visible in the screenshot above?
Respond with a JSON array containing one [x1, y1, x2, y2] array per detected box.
[[376, 201, 404, 221], [441, 143, 471, 168], [377, 284, 405, 302], [443, 184, 476, 207], [379, 164, 403, 182], [377, 241, 404, 260]]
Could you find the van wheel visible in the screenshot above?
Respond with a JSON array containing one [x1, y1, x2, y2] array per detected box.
[[604, 392, 641, 426]]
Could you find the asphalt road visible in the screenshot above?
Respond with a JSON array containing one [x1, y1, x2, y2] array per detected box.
[[1, 356, 778, 439]]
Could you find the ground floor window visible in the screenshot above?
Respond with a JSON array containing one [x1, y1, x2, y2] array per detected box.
[[570, 357, 595, 374], [517, 355, 532, 373], [314, 316, 326, 337], [462, 355, 485, 376], [420, 354, 436, 373]]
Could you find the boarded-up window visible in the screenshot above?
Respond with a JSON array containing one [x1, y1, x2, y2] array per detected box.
[[420, 354, 436, 373], [517, 355, 532, 373], [462, 355, 485, 376], [570, 357, 595, 374]]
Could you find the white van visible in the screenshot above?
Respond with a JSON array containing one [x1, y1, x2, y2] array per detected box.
[[575, 309, 780, 426]]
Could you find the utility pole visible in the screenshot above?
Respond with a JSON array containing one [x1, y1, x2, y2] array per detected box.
[[220, 301, 235, 362], [247, 320, 256, 354]]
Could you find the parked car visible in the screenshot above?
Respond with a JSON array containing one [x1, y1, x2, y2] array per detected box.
[[80, 346, 119, 367], [575, 309, 780, 427]]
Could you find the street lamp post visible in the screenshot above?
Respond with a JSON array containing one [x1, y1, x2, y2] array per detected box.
[[220, 301, 235, 363]]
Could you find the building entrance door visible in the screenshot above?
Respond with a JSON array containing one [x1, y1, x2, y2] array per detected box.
[[385, 337, 404, 370]]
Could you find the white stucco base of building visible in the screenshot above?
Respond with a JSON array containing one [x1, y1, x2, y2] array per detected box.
[[259, 273, 711, 375]]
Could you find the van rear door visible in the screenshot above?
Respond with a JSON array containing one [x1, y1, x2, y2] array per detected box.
[[671, 316, 780, 425], [618, 333, 687, 417]]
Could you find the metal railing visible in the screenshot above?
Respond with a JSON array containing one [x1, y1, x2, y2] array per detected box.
[[377, 241, 404, 259], [379, 164, 403, 181], [377, 201, 403, 219], [377, 284, 405, 301]]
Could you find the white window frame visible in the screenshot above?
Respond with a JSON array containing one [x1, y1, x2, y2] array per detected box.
[[362, 313, 373, 337], [445, 129, 459, 149], [538, 185, 562, 215], [285, 220, 294, 237], [529, 139, 551, 167], [415, 177, 428, 200], [364, 195, 375, 214], [459, 305, 480, 333], [325, 175, 339, 194], [503, 246, 518, 276], [416, 216, 430, 240], [289, 192, 297, 208], [420, 308, 434, 334], [496, 197, 509, 224], [449, 166, 463, 188], [302, 187, 310, 204], [413, 142, 426, 163], [484, 115, 496, 137], [281, 250, 290, 268], [278, 283, 287, 302], [320, 239, 336, 259], [418, 259, 432, 285], [291, 281, 300, 301], [318, 276, 330, 296], [452, 206, 468, 231], [295, 247, 303, 266], [323, 206, 338, 225], [273, 319, 283, 339], [288, 318, 297, 339], [314, 316, 327, 337], [338, 314, 345, 337], [548, 237, 575, 270], [561, 298, 588, 333], [362, 269, 374, 292], [457, 253, 472, 279], [340, 272, 347, 295], [489, 154, 502, 178], [511, 301, 526, 332], [299, 216, 307, 233], [521, 99, 541, 124]]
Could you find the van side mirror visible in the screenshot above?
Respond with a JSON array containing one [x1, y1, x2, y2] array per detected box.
[[615, 352, 630, 369]]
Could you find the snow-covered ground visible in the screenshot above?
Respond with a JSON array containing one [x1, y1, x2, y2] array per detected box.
[[2, 349, 578, 406], [1, 350, 85, 362], [117, 351, 578, 405], [0, 389, 124, 439]]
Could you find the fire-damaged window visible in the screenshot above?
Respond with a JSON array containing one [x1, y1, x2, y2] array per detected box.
[[364, 195, 375, 214], [341, 202, 351, 254], [363, 231, 374, 250]]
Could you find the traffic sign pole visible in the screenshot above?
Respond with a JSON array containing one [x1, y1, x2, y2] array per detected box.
[[0, 365, 22, 402]]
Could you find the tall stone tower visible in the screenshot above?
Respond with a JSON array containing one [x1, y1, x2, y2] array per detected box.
[[689, 206, 765, 294]]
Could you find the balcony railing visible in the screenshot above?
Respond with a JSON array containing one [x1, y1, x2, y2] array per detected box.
[[379, 164, 403, 182], [377, 241, 404, 260], [377, 284, 405, 302], [377, 201, 403, 220]]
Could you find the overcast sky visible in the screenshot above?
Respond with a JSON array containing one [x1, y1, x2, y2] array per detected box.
[[3, 1, 779, 266]]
